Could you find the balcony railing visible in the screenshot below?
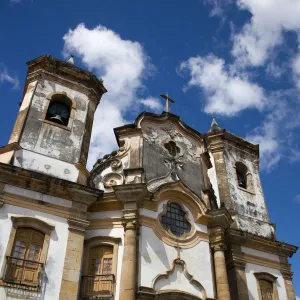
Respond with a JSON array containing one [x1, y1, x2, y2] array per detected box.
[[2, 256, 44, 291], [81, 274, 115, 300]]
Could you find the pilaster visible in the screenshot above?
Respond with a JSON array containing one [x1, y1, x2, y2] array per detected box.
[[206, 132, 232, 210], [208, 208, 233, 300], [113, 183, 147, 300], [59, 215, 89, 300]]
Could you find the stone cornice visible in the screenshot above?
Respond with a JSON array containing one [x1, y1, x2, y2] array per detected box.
[[0, 162, 102, 206], [25, 55, 107, 102], [205, 130, 259, 156], [226, 228, 298, 258], [113, 183, 148, 207]]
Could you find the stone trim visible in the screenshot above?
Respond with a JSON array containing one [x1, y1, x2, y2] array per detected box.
[[141, 181, 207, 224], [254, 272, 279, 300], [152, 258, 207, 299], [87, 218, 123, 230], [40, 91, 76, 130], [11, 216, 55, 234], [137, 288, 212, 300], [140, 215, 208, 248]]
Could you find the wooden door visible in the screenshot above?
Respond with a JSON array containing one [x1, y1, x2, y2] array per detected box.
[[8, 228, 44, 285]]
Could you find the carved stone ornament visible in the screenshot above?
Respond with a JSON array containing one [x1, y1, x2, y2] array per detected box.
[[103, 173, 124, 189], [152, 257, 207, 299], [110, 159, 122, 170]]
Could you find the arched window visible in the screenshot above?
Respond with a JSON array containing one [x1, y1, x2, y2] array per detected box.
[[82, 245, 114, 298], [161, 202, 191, 236], [254, 272, 279, 300], [235, 162, 248, 189], [5, 228, 44, 286], [45, 94, 71, 126]]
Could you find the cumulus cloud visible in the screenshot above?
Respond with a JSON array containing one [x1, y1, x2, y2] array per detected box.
[[140, 97, 163, 113], [0, 67, 19, 89], [180, 54, 266, 116], [63, 24, 153, 169], [232, 0, 300, 68], [247, 121, 280, 171]]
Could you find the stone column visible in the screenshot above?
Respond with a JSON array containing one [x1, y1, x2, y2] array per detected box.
[[119, 212, 138, 300], [113, 183, 147, 300], [208, 208, 233, 300], [212, 243, 231, 300]]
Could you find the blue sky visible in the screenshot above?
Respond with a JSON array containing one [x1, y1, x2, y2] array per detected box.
[[0, 0, 299, 296]]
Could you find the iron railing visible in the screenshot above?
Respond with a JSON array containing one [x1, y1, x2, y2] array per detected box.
[[81, 274, 115, 299], [2, 256, 44, 290]]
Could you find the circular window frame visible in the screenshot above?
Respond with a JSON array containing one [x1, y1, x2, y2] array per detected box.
[[151, 200, 207, 248]]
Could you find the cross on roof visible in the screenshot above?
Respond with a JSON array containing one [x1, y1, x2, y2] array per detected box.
[[160, 93, 175, 112]]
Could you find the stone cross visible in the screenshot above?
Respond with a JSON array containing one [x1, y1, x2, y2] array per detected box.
[[160, 93, 175, 112]]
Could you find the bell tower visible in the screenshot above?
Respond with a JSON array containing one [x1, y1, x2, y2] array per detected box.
[[0, 55, 107, 184]]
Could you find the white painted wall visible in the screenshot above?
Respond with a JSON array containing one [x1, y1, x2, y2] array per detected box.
[[245, 263, 287, 300], [241, 246, 279, 262], [13, 149, 79, 182], [139, 201, 214, 298], [139, 227, 214, 298], [4, 184, 72, 208], [85, 228, 124, 300], [0, 204, 69, 300]]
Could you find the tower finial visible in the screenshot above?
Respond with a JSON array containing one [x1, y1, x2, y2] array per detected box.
[[67, 54, 74, 64], [210, 116, 222, 132]]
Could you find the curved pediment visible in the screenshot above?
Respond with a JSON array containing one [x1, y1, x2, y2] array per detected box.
[[136, 112, 209, 198]]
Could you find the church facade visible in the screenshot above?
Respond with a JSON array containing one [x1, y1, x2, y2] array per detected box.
[[0, 54, 297, 300]]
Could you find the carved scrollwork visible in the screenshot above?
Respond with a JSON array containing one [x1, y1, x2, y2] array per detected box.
[[110, 159, 122, 170], [103, 173, 124, 189]]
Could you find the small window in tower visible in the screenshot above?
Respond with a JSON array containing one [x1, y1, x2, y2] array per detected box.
[[235, 162, 248, 189], [45, 95, 71, 126], [161, 202, 191, 237]]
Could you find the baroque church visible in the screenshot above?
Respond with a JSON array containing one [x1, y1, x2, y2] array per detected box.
[[0, 54, 297, 300]]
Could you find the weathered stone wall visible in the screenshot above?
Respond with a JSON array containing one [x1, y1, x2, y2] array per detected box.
[[223, 143, 275, 238], [19, 79, 89, 164]]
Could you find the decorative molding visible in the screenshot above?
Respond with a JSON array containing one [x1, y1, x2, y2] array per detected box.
[[0, 142, 22, 155], [103, 173, 124, 189], [142, 181, 207, 224], [140, 215, 208, 248], [11, 216, 55, 234], [87, 218, 123, 230], [152, 257, 207, 299], [68, 217, 90, 233]]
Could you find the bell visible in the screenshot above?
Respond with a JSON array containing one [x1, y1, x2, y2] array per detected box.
[[50, 114, 64, 125]]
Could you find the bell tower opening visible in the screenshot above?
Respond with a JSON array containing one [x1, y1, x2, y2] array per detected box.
[[45, 94, 71, 126]]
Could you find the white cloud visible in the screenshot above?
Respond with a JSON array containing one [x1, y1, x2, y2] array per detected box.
[[180, 54, 266, 116], [247, 121, 280, 171], [63, 23, 152, 169], [292, 53, 300, 89], [140, 97, 163, 113], [0, 67, 19, 89], [232, 0, 300, 67]]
